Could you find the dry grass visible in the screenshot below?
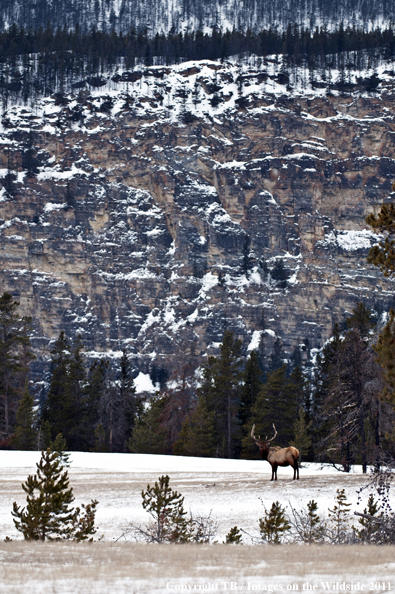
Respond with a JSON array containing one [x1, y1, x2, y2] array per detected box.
[[0, 542, 395, 593]]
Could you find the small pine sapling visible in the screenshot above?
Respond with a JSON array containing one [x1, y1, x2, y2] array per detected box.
[[141, 475, 193, 543], [226, 526, 243, 544], [356, 494, 383, 543], [328, 488, 352, 544], [73, 500, 99, 541], [259, 501, 291, 544]]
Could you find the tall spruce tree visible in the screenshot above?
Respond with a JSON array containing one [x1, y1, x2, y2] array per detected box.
[[11, 381, 37, 450], [129, 394, 168, 454], [42, 333, 87, 450], [248, 364, 298, 449], [204, 331, 243, 458], [173, 396, 216, 457], [0, 292, 34, 441]]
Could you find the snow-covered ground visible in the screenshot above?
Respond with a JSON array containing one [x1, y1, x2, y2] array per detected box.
[[0, 450, 391, 542], [1, 451, 395, 593]]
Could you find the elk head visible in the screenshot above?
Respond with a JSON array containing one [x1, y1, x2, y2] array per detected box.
[[251, 423, 277, 460]]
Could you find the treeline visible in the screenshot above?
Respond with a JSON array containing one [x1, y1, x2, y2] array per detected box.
[[1, 288, 395, 471], [0, 23, 390, 106], [1, 23, 395, 62]]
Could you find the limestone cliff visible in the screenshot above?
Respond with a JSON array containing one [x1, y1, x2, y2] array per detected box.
[[0, 58, 394, 378]]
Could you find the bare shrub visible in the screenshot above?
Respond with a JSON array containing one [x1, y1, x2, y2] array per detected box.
[[288, 499, 326, 544]]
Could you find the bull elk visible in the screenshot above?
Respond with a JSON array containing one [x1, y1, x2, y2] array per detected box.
[[251, 423, 299, 480]]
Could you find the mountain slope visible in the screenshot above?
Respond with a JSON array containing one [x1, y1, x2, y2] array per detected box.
[[0, 57, 394, 377]]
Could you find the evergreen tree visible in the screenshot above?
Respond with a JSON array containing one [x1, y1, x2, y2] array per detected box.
[[290, 407, 312, 463], [11, 381, 37, 450], [129, 394, 168, 454], [259, 501, 291, 544], [239, 351, 263, 426], [49, 432, 71, 467], [67, 335, 86, 450], [366, 201, 395, 277], [42, 332, 73, 447], [42, 334, 88, 451], [203, 331, 243, 458], [83, 358, 108, 450], [0, 292, 34, 440], [225, 526, 243, 544], [141, 475, 193, 543], [269, 338, 285, 371], [311, 324, 343, 457], [357, 494, 383, 542], [249, 365, 298, 449], [316, 318, 379, 472], [118, 350, 138, 448], [173, 396, 215, 457], [289, 499, 326, 543], [328, 488, 352, 544], [12, 448, 98, 540], [346, 302, 376, 337]]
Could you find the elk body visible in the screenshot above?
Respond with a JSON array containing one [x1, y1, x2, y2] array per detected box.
[[251, 424, 299, 480]]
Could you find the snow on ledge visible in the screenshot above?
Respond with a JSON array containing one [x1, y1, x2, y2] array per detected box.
[[134, 371, 156, 394]]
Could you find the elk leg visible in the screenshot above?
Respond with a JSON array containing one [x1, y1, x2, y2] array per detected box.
[[293, 460, 299, 480], [272, 464, 278, 481]]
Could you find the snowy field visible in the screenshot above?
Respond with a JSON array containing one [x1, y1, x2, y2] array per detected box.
[[1, 451, 395, 593]]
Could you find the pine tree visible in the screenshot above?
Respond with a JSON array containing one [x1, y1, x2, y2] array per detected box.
[[12, 448, 98, 541], [316, 318, 379, 472], [83, 358, 108, 450], [239, 351, 263, 426], [249, 365, 298, 448], [203, 331, 243, 458], [118, 350, 138, 448], [346, 302, 376, 338], [259, 501, 291, 544], [357, 494, 382, 542], [290, 407, 312, 463], [42, 333, 87, 451], [289, 499, 326, 543], [226, 526, 243, 544], [11, 381, 37, 450], [141, 475, 192, 543], [366, 201, 395, 277], [269, 338, 285, 371], [41, 332, 72, 444], [173, 396, 215, 457], [129, 395, 168, 454], [328, 488, 352, 543], [49, 432, 71, 467], [0, 292, 34, 440]]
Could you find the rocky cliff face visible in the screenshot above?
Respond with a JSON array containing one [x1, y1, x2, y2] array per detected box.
[[1, 58, 394, 379]]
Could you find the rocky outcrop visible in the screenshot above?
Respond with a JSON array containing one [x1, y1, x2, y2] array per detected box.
[[0, 59, 394, 377]]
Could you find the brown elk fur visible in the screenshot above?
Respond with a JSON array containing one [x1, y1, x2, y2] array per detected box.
[[251, 424, 300, 480]]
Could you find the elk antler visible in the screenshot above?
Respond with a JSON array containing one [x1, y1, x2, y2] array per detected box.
[[266, 424, 277, 443], [251, 424, 261, 444]]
